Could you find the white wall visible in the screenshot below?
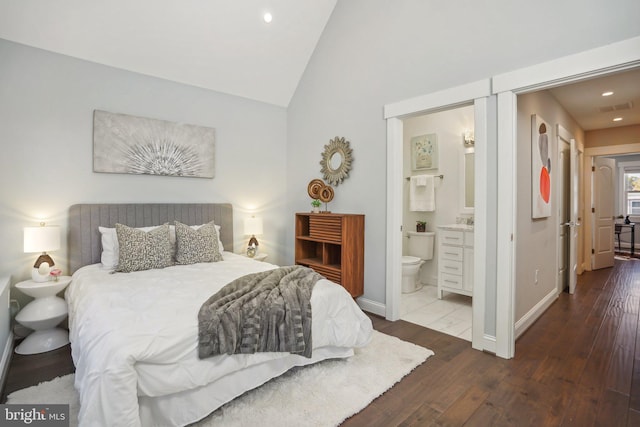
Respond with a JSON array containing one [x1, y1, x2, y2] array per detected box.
[[402, 106, 474, 285], [0, 39, 289, 289], [286, 0, 640, 309]]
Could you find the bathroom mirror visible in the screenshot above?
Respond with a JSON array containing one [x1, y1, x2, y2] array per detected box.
[[460, 147, 475, 213], [320, 136, 353, 186]]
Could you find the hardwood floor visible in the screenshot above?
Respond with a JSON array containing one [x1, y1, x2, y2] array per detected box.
[[1, 342, 74, 402], [2, 259, 639, 426], [344, 260, 639, 427]]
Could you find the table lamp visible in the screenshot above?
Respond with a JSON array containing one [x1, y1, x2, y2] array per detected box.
[[243, 216, 263, 257], [24, 222, 61, 282]]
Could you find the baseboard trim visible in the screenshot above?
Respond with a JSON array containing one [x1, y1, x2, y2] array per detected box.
[[357, 298, 386, 318], [0, 331, 14, 397], [515, 288, 558, 339]]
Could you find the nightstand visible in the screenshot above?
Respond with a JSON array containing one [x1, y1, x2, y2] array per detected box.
[[14, 276, 72, 355], [243, 253, 268, 262]]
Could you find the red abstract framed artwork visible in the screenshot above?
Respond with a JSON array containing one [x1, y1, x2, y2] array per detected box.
[[531, 114, 551, 219]]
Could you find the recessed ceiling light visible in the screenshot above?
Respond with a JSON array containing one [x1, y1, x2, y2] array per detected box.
[[602, 91, 614, 97], [613, 117, 623, 122], [263, 12, 273, 23]]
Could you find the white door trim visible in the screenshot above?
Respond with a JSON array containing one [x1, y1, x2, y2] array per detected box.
[[492, 37, 640, 94], [555, 125, 574, 295], [384, 78, 491, 353], [384, 80, 491, 119], [496, 91, 517, 359], [385, 117, 403, 322], [472, 97, 488, 349], [582, 143, 640, 269], [493, 35, 640, 359]]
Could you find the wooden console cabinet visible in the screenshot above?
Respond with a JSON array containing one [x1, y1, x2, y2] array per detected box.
[[295, 213, 364, 297]]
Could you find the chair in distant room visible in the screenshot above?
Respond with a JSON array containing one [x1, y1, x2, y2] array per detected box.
[[615, 223, 622, 253]]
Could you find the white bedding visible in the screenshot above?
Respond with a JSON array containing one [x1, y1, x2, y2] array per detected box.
[[66, 252, 372, 426]]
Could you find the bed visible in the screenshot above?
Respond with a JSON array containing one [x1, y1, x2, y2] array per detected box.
[[66, 204, 372, 426]]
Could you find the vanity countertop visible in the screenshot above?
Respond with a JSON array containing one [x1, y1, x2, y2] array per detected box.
[[437, 224, 474, 231]]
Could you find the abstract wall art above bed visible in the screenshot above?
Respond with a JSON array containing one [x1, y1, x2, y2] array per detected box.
[[93, 110, 215, 178]]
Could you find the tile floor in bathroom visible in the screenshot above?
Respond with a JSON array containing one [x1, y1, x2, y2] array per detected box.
[[400, 284, 472, 341]]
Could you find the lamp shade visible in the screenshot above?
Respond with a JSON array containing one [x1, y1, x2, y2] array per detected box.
[[244, 217, 263, 236], [24, 225, 61, 253]]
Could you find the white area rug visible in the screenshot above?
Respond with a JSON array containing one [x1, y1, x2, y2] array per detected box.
[[7, 331, 433, 426]]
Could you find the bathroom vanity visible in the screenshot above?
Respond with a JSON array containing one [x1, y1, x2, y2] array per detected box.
[[437, 224, 473, 299]]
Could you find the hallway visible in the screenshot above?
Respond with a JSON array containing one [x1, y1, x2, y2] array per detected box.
[[346, 258, 640, 426]]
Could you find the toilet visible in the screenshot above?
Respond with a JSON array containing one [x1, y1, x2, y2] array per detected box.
[[402, 231, 435, 293]]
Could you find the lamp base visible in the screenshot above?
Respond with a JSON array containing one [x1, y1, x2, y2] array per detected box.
[[32, 254, 55, 282], [32, 267, 52, 282], [246, 246, 257, 258]]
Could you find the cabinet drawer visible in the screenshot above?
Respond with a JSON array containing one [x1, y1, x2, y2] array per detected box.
[[309, 264, 342, 284], [309, 216, 342, 242], [440, 273, 463, 290], [440, 245, 463, 261], [440, 230, 464, 245], [440, 259, 463, 276]]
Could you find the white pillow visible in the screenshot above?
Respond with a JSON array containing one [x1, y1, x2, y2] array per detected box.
[[99, 223, 224, 269], [99, 225, 159, 270]]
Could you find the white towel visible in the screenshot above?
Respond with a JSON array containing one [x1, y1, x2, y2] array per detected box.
[[414, 175, 428, 186], [410, 175, 435, 211]]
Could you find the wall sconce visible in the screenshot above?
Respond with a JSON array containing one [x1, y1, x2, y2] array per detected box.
[[463, 130, 475, 147], [24, 222, 61, 282], [243, 216, 263, 257]]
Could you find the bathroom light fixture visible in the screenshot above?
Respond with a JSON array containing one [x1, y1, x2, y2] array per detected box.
[[244, 216, 263, 257], [463, 130, 475, 146], [24, 222, 61, 282], [602, 91, 614, 97], [613, 117, 623, 122], [263, 12, 273, 23]]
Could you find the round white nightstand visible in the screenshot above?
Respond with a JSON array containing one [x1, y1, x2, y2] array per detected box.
[[14, 276, 72, 355]]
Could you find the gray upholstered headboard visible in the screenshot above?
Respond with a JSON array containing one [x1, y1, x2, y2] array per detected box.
[[68, 203, 233, 273]]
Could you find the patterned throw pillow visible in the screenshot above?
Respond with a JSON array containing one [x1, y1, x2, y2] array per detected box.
[[175, 220, 223, 265], [115, 223, 173, 272]]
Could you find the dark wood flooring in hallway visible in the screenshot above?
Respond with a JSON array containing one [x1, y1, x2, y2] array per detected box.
[[345, 259, 640, 426], [2, 259, 639, 426]]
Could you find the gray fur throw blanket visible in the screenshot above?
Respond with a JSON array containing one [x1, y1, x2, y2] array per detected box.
[[198, 265, 323, 359]]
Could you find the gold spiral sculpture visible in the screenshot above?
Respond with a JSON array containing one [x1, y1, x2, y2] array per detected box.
[[307, 179, 334, 211]]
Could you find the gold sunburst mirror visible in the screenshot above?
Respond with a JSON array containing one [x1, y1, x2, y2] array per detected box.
[[320, 136, 353, 186]]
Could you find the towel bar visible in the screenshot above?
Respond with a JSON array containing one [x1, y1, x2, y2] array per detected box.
[[405, 175, 444, 181]]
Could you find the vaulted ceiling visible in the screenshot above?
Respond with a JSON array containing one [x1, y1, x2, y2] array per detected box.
[[0, 0, 337, 107], [1, 1, 638, 129]]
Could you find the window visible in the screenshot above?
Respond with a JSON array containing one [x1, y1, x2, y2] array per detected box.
[[624, 172, 640, 215]]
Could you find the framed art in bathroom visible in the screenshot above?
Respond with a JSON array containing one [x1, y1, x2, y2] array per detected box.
[[411, 133, 438, 170]]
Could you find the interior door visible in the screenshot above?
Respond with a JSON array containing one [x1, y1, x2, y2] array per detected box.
[[557, 138, 570, 293], [592, 157, 616, 270], [568, 139, 580, 293]]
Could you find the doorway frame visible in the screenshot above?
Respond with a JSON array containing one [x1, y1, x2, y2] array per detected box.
[[584, 143, 640, 269], [384, 79, 491, 352], [555, 125, 577, 295], [492, 36, 640, 358]]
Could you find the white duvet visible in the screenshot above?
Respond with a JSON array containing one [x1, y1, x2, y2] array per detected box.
[[66, 253, 373, 427]]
